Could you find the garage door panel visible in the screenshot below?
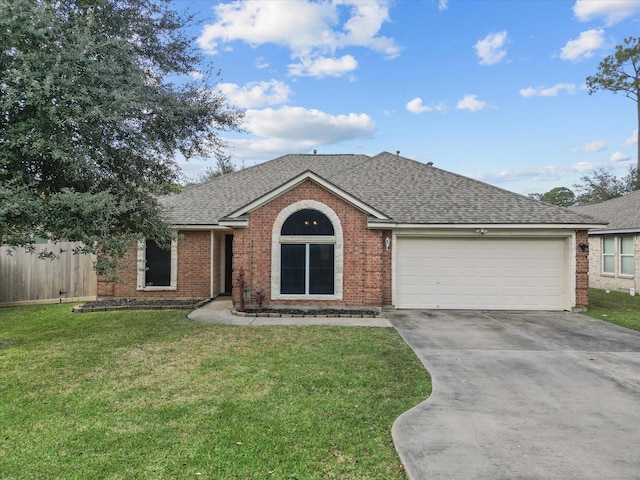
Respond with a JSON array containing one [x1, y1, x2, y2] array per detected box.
[[396, 237, 566, 310]]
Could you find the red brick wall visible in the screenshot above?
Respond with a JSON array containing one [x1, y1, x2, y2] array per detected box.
[[575, 229, 590, 309], [98, 204, 589, 312], [176, 231, 211, 298], [99, 230, 211, 299], [232, 180, 387, 308], [381, 230, 393, 305]]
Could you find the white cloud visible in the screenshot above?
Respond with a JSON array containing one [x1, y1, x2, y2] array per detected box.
[[244, 106, 376, 144], [474, 164, 567, 183], [584, 140, 608, 152], [572, 140, 608, 153], [406, 98, 429, 114], [255, 57, 269, 69], [473, 164, 576, 184], [473, 156, 635, 186], [197, 0, 399, 78], [226, 137, 312, 158], [288, 55, 358, 78], [188, 70, 204, 81], [624, 130, 638, 146], [474, 31, 508, 65], [219, 106, 376, 160], [610, 151, 631, 163], [570, 161, 599, 172], [560, 29, 604, 62], [218, 80, 292, 108], [338, 1, 400, 57], [439, 0, 448, 11], [406, 97, 446, 114], [456, 94, 488, 111], [519, 83, 578, 98], [573, 0, 640, 26], [197, 0, 334, 54]]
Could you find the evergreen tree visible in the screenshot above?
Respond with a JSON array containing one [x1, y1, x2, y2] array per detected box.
[[0, 0, 243, 276]]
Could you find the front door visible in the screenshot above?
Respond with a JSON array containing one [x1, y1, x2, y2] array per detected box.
[[224, 234, 233, 294]]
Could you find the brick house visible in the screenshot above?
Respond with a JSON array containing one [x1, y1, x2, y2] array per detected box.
[[572, 191, 640, 294], [98, 152, 604, 311]]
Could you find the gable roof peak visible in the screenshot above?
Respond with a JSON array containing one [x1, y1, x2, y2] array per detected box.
[[225, 169, 390, 220]]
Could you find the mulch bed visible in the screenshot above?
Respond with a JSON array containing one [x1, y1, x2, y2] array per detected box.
[[73, 299, 383, 318], [73, 298, 207, 313]]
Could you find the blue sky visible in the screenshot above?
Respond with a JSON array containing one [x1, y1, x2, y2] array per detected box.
[[173, 0, 640, 195]]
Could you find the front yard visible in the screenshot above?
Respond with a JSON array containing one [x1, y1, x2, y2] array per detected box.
[[0, 304, 429, 479], [583, 288, 640, 332]]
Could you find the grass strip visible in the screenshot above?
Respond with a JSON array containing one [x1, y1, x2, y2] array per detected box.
[[583, 288, 640, 332]]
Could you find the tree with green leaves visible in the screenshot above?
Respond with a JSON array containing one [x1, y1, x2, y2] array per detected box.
[[530, 167, 640, 206], [572, 167, 640, 205], [194, 152, 236, 184], [0, 0, 243, 277], [529, 187, 576, 207], [586, 36, 640, 170]]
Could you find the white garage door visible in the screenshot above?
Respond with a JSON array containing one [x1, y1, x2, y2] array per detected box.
[[396, 237, 567, 310]]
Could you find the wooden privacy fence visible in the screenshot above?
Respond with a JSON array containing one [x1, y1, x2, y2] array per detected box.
[[0, 241, 97, 306]]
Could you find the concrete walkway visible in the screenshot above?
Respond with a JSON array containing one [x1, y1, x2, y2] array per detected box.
[[187, 297, 392, 327], [387, 309, 640, 480]]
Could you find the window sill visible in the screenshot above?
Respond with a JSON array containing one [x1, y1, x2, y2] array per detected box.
[[137, 286, 178, 291]]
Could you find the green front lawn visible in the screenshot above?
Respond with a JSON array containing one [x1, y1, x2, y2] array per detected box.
[[0, 304, 429, 479], [584, 288, 640, 332]]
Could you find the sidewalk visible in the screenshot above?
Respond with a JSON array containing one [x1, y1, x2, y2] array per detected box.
[[187, 297, 392, 327]]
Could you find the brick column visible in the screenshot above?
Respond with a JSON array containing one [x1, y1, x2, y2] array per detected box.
[[575, 230, 590, 310]]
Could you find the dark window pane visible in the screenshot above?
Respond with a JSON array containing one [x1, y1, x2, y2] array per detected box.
[[281, 244, 306, 294], [309, 244, 334, 294], [281, 209, 334, 236], [145, 240, 171, 286]]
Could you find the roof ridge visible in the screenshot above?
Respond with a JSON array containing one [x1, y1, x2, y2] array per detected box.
[[573, 189, 640, 208]]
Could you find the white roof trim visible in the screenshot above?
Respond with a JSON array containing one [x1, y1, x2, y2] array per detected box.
[[219, 219, 248, 228], [171, 225, 233, 231], [587, 228, 640, 235], [367, 222, 606, 230], [225, 170, 390, 220]]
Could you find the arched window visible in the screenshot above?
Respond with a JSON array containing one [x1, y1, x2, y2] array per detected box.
[[281, 209, 334, 236], [281, 209, 334, 294], [272, 202, 343, 300]]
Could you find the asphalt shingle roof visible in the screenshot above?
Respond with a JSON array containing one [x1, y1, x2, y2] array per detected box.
[[161, 152, 602, 226], [571, 190, 640, 231]]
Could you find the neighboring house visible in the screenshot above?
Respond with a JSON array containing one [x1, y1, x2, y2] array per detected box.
[[571, 191, 640, 293], [98, 152, 603, 311]]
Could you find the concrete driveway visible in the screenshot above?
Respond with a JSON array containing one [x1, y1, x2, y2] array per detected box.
[[387, 310, 640, 480]]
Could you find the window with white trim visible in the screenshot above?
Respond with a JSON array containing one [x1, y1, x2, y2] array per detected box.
[[602, 236, 615, 274], [145, 240, 171, 286], [137, 238, 178, 290], [620, 236, 634, 276], [280, 209, 335, 295], [271, 201, 343, 300]]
